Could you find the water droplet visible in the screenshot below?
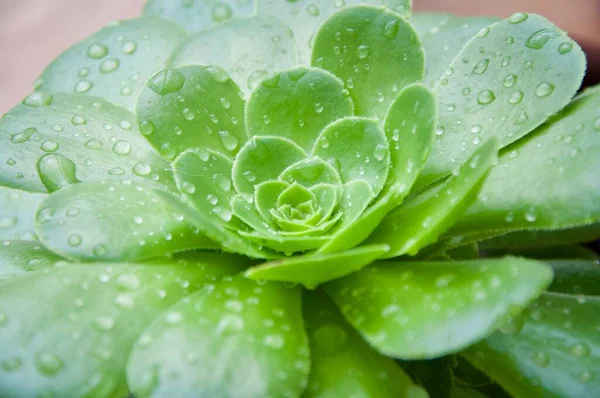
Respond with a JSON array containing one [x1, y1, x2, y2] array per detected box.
[[501, 56, 511, 67], [477, 27, 490, 37], [306, 4, 319, 16], [112, 140, 131, 155], [122, 40, 137, 54], [525, 210, 537, 222], [373, 144, 387, 161], [11, 127, 37, 143], [212, 2, 233, 22], [570, 343, 590, 358], [108, 167, 125, 176], [35, 352, 64, 376], [180, 181, 196, 195], [243, 170, 256, 182], [535, 82, 555, 98], [182, 108, 195, 120], [515, 110, 529, 125], [593, 118, 600, 132], [263, 334, 284, 349], [87, 43, 108, 59], [314, 102, 324, 113], [509, 91, 524, 104], [164, 311, 184, 326], [148, 69, 186, 95], [99, 58, 120, 73], [212, 207, 232, 222], [217, 314, 244, 335], [247, 69, 269, 90], [509, 12, 528, 24], [477, 89, 496, 105], [2, 357, 21, 372], [471, 124, 482, 134], [133, 216, 144, 225], [23, 92, 53, 107], [472, 59, 490, 74], [93, 315, 115, 332], [116, 273, 141, 291], [558, 42, 573, 54], [383, 19, 399, 39], [503, 74, 518, 88], [93, 244, 107, 257], [71, 114, 87, 125], [85, 139, 102, 150], [68, 234, 82, 247], [40, 140, 59, 153], [133, 162, 151, 176], [526, 29, 554, 50], [532, 351, 550, 368], [74, 79, 93, 93], [206, 65, 230, 83], [37, 153, 79, 192], [120, 86, 132, 96], [356, 45, 370, 59], [505, 36, 515, 44]]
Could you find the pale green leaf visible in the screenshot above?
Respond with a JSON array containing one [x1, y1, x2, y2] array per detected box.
[[279, 157, 342, 187], [238, 231, 329, 254], [0, 240, 61, 282], [0, 186, 46, 241], [546, 259, 600, 296]]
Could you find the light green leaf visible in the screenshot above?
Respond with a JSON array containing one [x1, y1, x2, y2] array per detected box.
[[411, 13, 500, 86], [325, 257, 553, 359], [279, 157, 342, 187], [451, 89, 600, 238], [318, 84, 437, 254], [303, 290, 424, 397], [546, 259, 600, 296], [170, 16, 297, 94], [127, 276, 309, 397], [231, 195, 273, 235], [36, 182, 216, 262], [420, 13, 586, 186], [36, 17, 187, 112], [368, 138, 498, 258], [137, 65, 247, 160], [246, 67, 353, 151], [0, 94, 174, 193], [0, 255, 244, 396], [334, 179, 375, 231], [245, 244, 389, 288], [233, 136, 307, 196], [312, 117, 389, 196], [0, 240, 61, 281], [255, 180, 289, 227], [310, 183, 339, 226], [239, 231, 329, 254], [312, 6, 424, 119], [143, 0, 255, 33], [258, 0, 412, 65], [0, 186, 46, 241], [462, 293, 600, 398]]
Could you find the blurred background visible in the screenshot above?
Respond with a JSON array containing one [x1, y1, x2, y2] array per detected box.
[[1, 0, 599, 114]]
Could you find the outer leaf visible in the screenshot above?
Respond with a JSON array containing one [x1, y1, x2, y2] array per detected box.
[[463, 293, 600, 398], [312, 6, 424, 119], [127, 277, 309, 397], [303, 290, 425, 397], [451, 89, 600, 237], [170, 16, 297, 94], [137, 65, 247, 160], [0, 186, 46, 241], [546, 259, 600, 296], [420, 13, 586, 186], [325, 257, 553, 359], [0, 240, 60, 281], [367, 138, 498, 258], [239, 231, 329, 254], [312, 117, 390, 196], [0, 94, 173, 193], [36, 182, 216, 262], [143, 0, 254, 33], [399, 356, 455, 398], [245, 67, 353, 151], [232, 136, 306, 196], [245, 244, 390, 289], [36, 17, 187, 112], [0, 255, 245, 396], [258, 0, 412, 64], [411, 13, 500, 86]]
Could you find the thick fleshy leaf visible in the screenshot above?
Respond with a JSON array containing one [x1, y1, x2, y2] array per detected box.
[[420, 13, 586, 186], [36, 17, 187, 112], [312, 117, 389, 196], [451, 90, 600, 237], [36, 182, 216, 262], [0, 186, 46, 241], [412, 13, 500, 86], [239, 231, 329, 254], [170, 16, 297, 94], [547, 259, 600, 296], [462, 293, 600, 397], [143, 0, 255, 33], [233, 136, 307, 196], [255, 180, 289, 227], [0, 240, 61, 281], [325, 257, 553, 359], [334, 179, 374, 231], [258, 0, 413, 64], [0, 94, 174, 193], [231, 195, 273, 235], [367, 138, 498, 257], [245, 244, 389, 288], [279, 157, 342, 187], [127, 277, 309, 397], [0, 255, 245, 396], [312, 6, 424, 119], [246, 67, 353, 151], [303, 290, 424, 397], [137, 65, 247, 160]]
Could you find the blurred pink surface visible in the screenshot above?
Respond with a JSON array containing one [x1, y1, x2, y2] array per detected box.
[[1, 0, 599, 115]]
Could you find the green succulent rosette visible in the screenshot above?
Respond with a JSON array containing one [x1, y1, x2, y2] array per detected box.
[[0, 1, 599, 397]]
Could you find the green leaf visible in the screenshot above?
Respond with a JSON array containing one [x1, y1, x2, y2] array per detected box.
[[318, 84, 437, 254], [367, 138, 498, 258], [239, 231, 329, 254], [462, 293, 600, 398], [420, 13, 586, 186], [137, 65, 247, 160], [245, 67, 353, 151], [233, 136, 307, 196], [0, 240, 61, 281], [0, 94, 174, 193], [36, 182, 216, 262], [312, 6, 424, 119], [451, 89, 600, 238], [258, 0, 413, 65], [127, 276, 309, 397], [325, 257, 553, 359], [302, 290, 424, 397], [411, 13, 500, 86], [170, 16, 298, 94], [279, 157, 342, 187], [0, 186, 46, 241], [254, 180, 289, 227], [446, 242, 479, 261], [546, 259, 600, 296], [231, 195, 273, 235], [0, 255, 245, 396], [245, 244, 390, 288], [399, 356, 455, 398], [334, 179, 375, 231], [312, 117, 390, 196], [143, 0, 255, 33], [36, 17, 187, 112]]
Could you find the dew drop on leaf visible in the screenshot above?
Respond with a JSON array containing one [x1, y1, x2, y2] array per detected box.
[[87, 43, 108, 59], [535, 82, 555, 97], [22, 92, 53, 107], [525, 29, 554, 50]]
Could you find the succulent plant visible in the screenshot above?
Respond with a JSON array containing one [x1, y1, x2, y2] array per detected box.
[[0, 0, 599, 396]]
